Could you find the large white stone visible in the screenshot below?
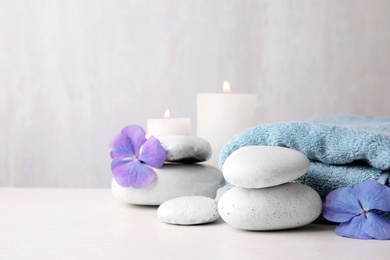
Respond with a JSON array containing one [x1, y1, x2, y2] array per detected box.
[[159, 135, 212, 163], [222, 146, 310, 188], [111, 164, 224, 205], [157, 196, 220, 225], [218, 183, 322, 230]]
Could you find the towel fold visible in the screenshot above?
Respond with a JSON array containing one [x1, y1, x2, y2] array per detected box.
[[218, 115, 390, 200]]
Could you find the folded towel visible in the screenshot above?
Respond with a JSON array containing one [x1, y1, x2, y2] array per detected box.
[[218, 115, 390, 200]]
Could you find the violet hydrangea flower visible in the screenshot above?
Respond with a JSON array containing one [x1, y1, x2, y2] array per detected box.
[[323, 180, 390, 240], [109, 125, 166, 188]]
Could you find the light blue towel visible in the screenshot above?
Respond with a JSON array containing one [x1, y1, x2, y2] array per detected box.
[[218, 115, 390, 199]]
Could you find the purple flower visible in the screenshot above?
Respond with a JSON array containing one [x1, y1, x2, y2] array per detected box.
[[323, 180, 390, 240], [109, 125, 166, 188]]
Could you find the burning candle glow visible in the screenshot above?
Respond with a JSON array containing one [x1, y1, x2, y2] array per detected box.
[[223, 81, 231, 93], [164, 109, 170, 118]]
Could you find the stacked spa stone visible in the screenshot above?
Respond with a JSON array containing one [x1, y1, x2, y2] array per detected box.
[[112, 135, 224, 206], [218, 146, 322, 230]]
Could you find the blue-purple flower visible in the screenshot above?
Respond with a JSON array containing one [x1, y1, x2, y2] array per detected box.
[[323, 180, 390, 240], [109, 125, 166, 188]]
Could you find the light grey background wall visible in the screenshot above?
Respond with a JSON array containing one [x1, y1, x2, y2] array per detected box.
[[1, 0, 389, 187]]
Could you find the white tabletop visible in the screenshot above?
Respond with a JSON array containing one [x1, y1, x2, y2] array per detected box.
[[0, 188, 388, 260]]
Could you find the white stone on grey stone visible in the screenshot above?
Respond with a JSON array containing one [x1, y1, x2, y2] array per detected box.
[[157, 196, 220, 225], [222, 146, 310, 188], [218, 183, 322, 230], [158, 135, 212, 163], [111, 164, 224, 205]]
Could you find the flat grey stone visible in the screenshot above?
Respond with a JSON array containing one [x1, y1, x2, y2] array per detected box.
[[112, 164, 224, 205], [159, 135, 212, 163]]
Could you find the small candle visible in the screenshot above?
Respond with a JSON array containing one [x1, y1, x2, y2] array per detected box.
[[147, 109, 191, 137], [197, 81, 258, 166]]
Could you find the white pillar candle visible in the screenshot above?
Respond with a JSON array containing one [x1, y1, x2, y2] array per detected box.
[[197, 81, 257, 167], [147, 109, 191, 137]]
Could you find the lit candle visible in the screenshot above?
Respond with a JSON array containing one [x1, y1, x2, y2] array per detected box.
[[197, 81, 258, 166], [147, 109, 191, 137]]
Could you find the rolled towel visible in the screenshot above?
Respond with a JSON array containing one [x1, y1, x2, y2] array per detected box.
[[218, 115, 390, 199]]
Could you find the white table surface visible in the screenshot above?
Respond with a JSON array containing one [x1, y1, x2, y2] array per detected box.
[[0, 188, 388, 260]]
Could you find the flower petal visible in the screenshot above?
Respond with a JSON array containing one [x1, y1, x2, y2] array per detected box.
[[109, 133, 134, 159], [139, 136, 166, 168], [121, 125, 147, 155], [353, 180, 390, 212], [111, 159, 133, 187], [127, 161, 157, 189], [335, 215, 372, 239], [111, 159, 156, 188], [323, 186, 362, 222], [364, 213, 390, 240]]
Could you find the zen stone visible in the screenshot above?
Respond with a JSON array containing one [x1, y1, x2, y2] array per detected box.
[[157, 196, 220, 225], [222, 146, 310, 188], [111, 164, 224, 205], [218, 183, 322, 231], [158, 135, 212, 163]]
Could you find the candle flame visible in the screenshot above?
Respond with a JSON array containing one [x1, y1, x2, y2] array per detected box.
[[164, 109, 171, 119], [223, 81, 231, 93]]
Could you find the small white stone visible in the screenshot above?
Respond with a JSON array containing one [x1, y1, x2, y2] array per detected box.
[[159, 135, 212, 163], [222, 146, 310, 188], [111, 164, 224, 205], [218, 183, 322, 230], [157, 196, 220, 225]]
